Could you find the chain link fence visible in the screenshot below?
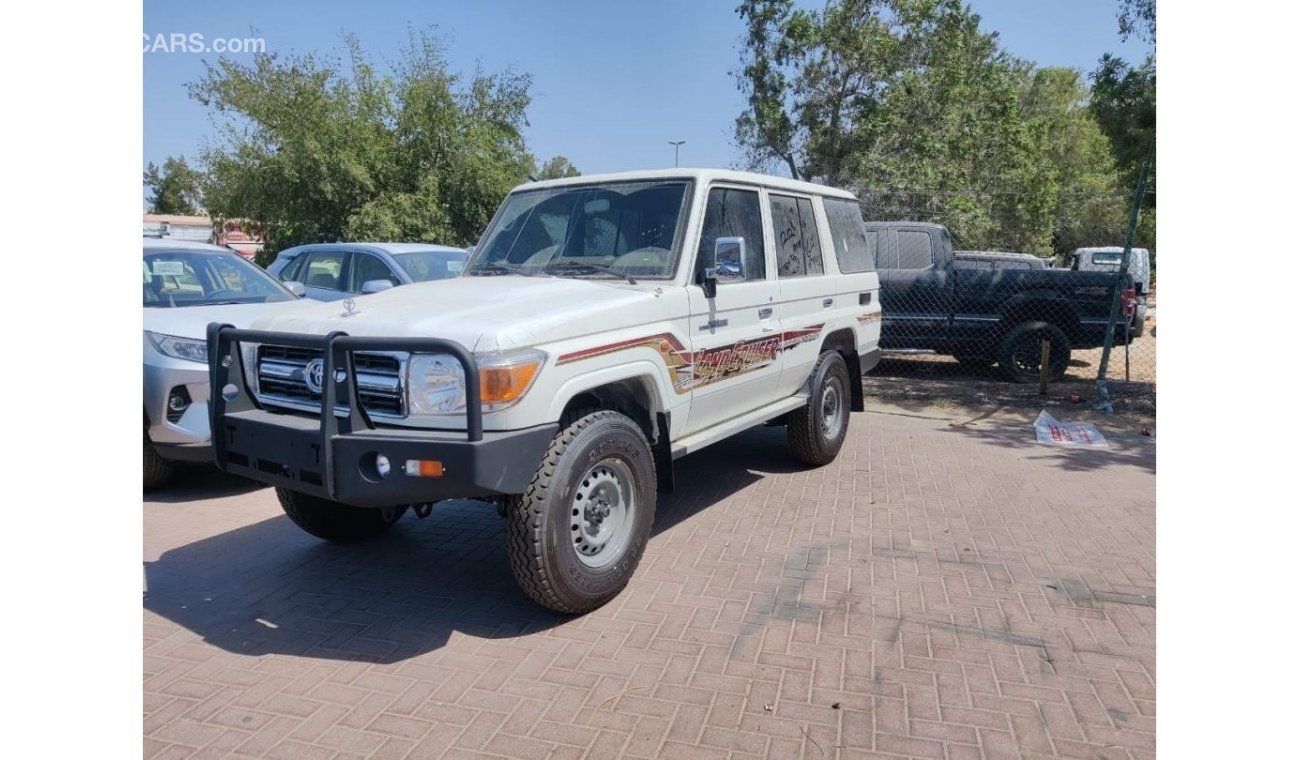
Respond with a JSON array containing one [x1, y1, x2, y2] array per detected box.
[[855, 208, 1155, 416]]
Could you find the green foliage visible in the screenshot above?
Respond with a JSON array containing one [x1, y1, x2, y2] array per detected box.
[[143, 156, 204, 215], [734, 0, 1130, 255], [537, 155, 581, 179], [1117, 0, 1156, 44], [189, 29, 534, 265]]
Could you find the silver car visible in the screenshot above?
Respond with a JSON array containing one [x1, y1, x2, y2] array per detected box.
[[143, 238, 306, 490], [266, 243, 469, 301]]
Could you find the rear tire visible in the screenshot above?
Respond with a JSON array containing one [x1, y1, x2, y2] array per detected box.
[[788, 350, 851, 466], [505, 411, 656, 614], [277, 488, 406, 542], [997, 321, 1071, 383], [143, 435, 175, 492]]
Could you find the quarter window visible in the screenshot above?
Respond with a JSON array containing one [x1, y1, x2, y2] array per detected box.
[[823, 198, 875, 272]]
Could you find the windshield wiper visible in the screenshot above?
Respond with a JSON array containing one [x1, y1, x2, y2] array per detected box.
[[543, 261, 637, 285], [468, 262, 531, 276]]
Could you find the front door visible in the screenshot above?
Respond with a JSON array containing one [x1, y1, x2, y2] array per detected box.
[[683, 185, 782, 436]]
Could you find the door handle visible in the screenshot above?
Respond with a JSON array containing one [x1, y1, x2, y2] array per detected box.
[[822, 298, 834, 308], [758, 307, 773, 319]]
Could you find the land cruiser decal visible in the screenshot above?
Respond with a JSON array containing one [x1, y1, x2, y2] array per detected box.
[[857, 312, 882, 324], [557, 325, 824, 394]]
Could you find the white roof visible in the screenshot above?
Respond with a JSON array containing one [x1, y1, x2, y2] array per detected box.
[[1075, 246, 1149, 254], [517, 168, 857, 200]]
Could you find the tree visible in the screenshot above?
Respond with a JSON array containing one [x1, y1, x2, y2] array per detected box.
[[537, 155, 581, 179], [733, 0, 1126, 254], [1089, 1, 1156, 250], [1117, 0, 1156, 44], [189, 30, 535, 265], [143, 155, 204, 215]]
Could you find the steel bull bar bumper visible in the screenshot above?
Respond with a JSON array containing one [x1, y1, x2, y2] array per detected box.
[[206, 324, 557, 508]]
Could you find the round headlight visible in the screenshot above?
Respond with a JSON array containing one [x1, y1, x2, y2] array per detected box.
[[408, 354, 467, 414]]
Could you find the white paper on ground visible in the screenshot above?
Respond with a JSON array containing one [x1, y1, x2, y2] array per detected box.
[[1033, 411, 1109, 447]]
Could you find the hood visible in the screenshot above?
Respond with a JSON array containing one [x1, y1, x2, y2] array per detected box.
[[244, 276, 662, 352], [142, 299, 316, 341]]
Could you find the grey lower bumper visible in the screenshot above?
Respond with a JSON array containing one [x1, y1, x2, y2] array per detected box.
[[216, 408, 557, 507]]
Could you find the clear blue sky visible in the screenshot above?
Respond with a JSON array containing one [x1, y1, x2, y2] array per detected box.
[[144, 0, 1153, 178]]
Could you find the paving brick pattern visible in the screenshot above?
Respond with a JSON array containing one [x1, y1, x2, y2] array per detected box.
[[144, 408, 1155, 759]]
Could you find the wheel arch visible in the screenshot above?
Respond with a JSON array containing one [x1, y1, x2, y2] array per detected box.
[[819, 328, 864, 412]]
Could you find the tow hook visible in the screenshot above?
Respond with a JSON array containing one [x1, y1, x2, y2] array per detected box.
[[412, 502, 435, 519]]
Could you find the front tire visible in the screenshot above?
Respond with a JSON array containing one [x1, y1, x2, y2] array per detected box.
[[143, 435, 175, 492], [788, 350, 852, 466], [505, 411, 656, 614], [277, 488, 406, 542], [997, 321, 1071, 383]]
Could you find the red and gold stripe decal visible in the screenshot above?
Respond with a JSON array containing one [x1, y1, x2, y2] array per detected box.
[[556, 324, 825, 394]]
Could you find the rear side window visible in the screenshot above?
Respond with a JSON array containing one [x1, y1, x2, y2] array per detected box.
[[823, 198, 875, 272], [770, 194, 824, 278]]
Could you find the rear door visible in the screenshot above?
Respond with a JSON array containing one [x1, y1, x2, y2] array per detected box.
[[769, 193, 833, 396], [683, 184, 782, 435], [876, 227, 951, 348]]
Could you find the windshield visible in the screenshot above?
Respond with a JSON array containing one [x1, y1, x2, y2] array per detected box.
[[143, 249, 296, 307], [468, 180, 691, 280], [1091, 252, 1124, 266], [393, 250, 467, 282]]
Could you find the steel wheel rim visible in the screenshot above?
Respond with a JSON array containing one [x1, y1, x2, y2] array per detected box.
[[821, 381, 845, 438], [570, 458, 636, 568]]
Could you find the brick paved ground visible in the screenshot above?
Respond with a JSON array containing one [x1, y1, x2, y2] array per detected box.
[[144, 406, 1155, 759]]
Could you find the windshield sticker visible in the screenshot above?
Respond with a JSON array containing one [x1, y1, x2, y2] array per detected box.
[[446, 260, 464, 274], [151, 261, 186, 276]]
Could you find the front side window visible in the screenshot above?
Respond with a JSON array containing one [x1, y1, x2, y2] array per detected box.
[[823, 198, 875, 273], [696, 186, 766, 283], [771, 194, 824, 278], [351, 253, 400, 290], [469, 181, 691, 280], [302, 251, 346, 290], [896, 231, 935, 270]]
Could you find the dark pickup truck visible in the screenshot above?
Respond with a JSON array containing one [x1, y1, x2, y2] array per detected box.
[[865, 222, 1137, 382]]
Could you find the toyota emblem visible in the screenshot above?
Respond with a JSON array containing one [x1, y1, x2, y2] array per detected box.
[[304, 358, 325, 394]]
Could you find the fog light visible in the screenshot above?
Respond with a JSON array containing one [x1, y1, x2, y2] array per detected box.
[[375, 454, 391, 478], [166, 386, 191, 423]]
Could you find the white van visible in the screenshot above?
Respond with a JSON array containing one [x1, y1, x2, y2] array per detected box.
[[1070, 247, 1152, 336]]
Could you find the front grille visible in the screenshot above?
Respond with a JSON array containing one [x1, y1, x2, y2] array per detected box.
[[256, 345, 405, 417]]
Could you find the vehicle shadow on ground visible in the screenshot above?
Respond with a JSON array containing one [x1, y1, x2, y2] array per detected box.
[[143, 427, 800, 663], [145, 465, 268, 503]]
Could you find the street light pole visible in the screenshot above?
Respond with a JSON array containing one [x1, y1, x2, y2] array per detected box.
[[668, 140, 685, 168]]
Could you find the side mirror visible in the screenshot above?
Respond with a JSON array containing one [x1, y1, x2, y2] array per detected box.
[[283, 281, 307, 298], [361, 279, 396, 295], [702, 236, 747, 299]]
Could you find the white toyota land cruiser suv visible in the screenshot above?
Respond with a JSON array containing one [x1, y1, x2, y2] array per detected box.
[[208, 169, 882, 612]]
